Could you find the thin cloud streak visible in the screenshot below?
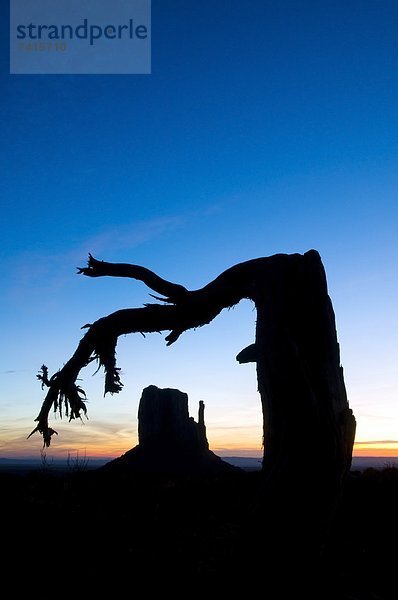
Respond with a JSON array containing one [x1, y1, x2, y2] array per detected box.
[[77, 215, 185, 258], [355, 440, 398, 445], [5, 215, 186, 301]]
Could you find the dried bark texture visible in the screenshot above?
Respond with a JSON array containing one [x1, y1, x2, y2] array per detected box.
[[239, 250, 357, 574]]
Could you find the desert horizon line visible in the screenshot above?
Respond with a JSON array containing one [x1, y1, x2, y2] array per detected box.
[[2, 448, 398, 461]]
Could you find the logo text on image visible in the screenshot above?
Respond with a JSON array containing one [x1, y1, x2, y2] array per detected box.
[[10, 0, 151, 74]]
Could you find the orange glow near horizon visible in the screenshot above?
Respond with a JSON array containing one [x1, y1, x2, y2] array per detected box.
[[6, 438, 398, 461], [352, 441, 398, 458]]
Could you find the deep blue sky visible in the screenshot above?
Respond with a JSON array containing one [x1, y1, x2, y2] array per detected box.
[[1, 0, 398, 458]]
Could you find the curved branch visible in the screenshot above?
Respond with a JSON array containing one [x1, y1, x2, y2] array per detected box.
[[77, 254, 189, 302], [29, 299, 228, 446], [76, 251, 291, 307]]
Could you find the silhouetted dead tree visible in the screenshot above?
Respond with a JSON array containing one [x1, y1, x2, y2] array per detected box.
[[29, 249, 356, 563]]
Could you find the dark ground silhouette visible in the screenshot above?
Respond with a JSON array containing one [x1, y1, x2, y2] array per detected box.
[[2, 464, 397, 598]]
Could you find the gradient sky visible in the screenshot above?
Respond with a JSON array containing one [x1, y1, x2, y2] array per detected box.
[[1, 0, 398, 460]]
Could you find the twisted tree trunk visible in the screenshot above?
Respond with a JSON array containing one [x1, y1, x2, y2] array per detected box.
[[237, 251, 356, 586]]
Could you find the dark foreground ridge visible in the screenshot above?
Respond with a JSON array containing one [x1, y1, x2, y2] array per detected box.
[[1, 464, 397, 598]]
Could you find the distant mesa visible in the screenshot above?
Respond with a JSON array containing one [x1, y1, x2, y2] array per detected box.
[[102, 385, 242, 475]]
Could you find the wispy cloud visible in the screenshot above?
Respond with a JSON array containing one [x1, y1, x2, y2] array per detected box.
[[5, 215, 186, 303], [355, 440, 398, 445], [355, 411, 398, 421], [0, 415, 137, 458], [76, 215, 185, 258], [80, 418, 136, 440], [4, 200, 232, 305]]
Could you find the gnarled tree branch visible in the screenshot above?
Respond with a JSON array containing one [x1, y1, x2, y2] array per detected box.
[[30, 252, 274, 446]]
